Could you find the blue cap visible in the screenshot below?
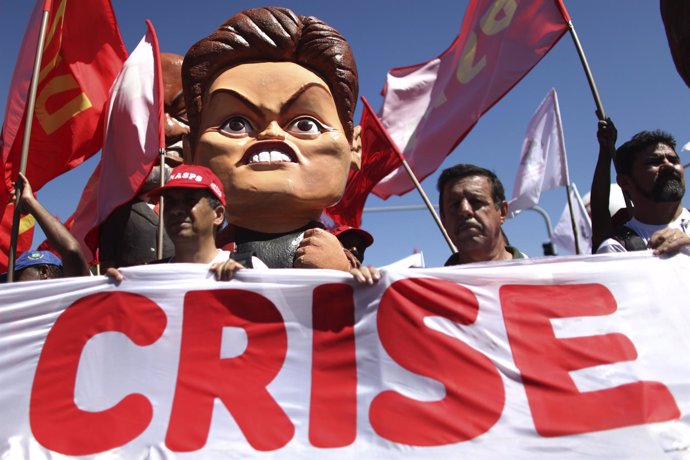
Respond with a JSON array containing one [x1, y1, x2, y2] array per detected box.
[[15, 250, 62, 272]]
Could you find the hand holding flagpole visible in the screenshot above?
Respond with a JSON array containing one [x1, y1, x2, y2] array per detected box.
[[7, 1, 52, 282]]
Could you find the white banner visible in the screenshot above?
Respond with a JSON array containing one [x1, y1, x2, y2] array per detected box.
[[2, 253, 690, 459]]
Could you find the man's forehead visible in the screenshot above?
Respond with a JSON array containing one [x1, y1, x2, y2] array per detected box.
[[629, 143, 679, 170], [447, 175, 492, 195], [640, 142, 677, 158], [163, 187, 207, 198]]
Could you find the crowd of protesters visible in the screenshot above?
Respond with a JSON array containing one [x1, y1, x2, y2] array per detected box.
[[7, 117, 687, 284], [3, 5, 689, 284]]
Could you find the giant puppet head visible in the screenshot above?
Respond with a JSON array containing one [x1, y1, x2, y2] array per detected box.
[[182, 7, 361, 234]]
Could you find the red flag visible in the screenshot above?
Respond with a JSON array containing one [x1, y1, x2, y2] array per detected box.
[[71, 22, 164, 262], [373, 0, 570, 198], [0, 205, 35, 271], [0, 0, 127, 207], [326, 97, 403, 227]]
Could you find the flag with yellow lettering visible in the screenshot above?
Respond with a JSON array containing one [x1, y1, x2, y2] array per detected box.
[[0, 204, 35, 272], [0, 0, 127, 206], [373, 0, 570, 198]]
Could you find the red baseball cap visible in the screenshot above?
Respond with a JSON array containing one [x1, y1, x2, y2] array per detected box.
[[331, 225, 374, 248], [150, 165, 226, 205]]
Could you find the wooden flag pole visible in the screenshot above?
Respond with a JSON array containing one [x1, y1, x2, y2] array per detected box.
[[398, 157, 457, 253], [156, 149, 166, 260], [7, 4, 51, 282], [552, 91, 581, 254], [361, 97, 456, 253], [568, 19, 635, 236], [149, 20, 167, 261], [567, 21, 606, 120]]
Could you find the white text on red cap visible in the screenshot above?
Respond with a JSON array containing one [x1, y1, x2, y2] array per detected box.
[[170, 172, 204, 182]]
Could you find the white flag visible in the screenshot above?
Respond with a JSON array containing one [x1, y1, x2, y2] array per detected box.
[[552, 183, 592, 255], [71, 21, 163, 261], [508, 89, 567, 217]]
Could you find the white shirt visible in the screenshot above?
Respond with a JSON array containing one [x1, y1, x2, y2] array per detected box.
[[596, 208, 690, 253]]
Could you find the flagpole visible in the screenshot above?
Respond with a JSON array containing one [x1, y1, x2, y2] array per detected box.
[[362, 98, 456, 253], [398, 157, 457, 253], [7, 3, 52, 282], [147, 20, 167, 261], [552, 91, 580, 254], [156, 149, 166, 259], [568, 18, 635, 225], [566, 21, 606, 120]]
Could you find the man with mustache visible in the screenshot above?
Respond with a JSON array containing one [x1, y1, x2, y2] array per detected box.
[[438, 164, 526, 265], [597, 130, 690, 254]]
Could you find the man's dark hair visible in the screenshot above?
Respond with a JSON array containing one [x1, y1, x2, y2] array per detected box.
[[182, 6, 358, 151], [205, 192, 222, 211], [437, 164, 506, 216], [615, 130, 677, 175], [202, 191, 224, 235]]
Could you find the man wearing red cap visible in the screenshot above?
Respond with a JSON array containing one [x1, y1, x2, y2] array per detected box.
[[107, 165, 243, 282]]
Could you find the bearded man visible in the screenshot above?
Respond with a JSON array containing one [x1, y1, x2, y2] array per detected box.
[[596, 130, 690, 254]]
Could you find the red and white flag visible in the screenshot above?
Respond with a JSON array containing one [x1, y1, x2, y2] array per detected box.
[[326, 97, 402, 228], [0, 0, 126, 267], [71, 21, 165, 262], [508, 88, 567, 216], [0, 204, 35, 271], [373, 0, 570, 199], [1, 0, 127, 198]]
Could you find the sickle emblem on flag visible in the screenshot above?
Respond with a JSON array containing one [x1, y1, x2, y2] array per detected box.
[[33, 0, 93, 135], [456, 0, 517, 84]]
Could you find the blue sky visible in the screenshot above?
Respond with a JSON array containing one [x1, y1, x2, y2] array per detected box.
[[1, 1, 689, 267]]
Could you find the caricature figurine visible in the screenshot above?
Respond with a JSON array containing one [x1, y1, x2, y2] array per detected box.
[[182, 7, 362, 269]]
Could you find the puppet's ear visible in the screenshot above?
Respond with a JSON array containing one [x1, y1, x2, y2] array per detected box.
[[350, 125, 362, 171]]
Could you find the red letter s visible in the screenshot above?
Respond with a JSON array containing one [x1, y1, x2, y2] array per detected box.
[[370, 278, 505, 445]]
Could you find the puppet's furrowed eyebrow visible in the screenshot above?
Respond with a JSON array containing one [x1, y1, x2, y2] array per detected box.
[[207, 88, 265, 120], [281, 82, 332, 113]]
